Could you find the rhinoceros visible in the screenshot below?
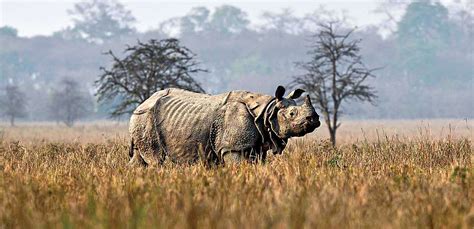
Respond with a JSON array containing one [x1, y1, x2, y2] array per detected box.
[[128, 86, 320, 166]]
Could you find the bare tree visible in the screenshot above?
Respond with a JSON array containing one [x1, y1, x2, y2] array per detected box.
[[0, 85, 27, 126], [95, 38, 206, 117], [291, 22, 378, 146], [49, 78, 91, 127]]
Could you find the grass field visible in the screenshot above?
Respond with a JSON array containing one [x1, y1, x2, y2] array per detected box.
[[0, 120, 472, 228]]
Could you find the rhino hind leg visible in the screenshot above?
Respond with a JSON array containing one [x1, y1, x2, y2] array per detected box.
[[150, 140, 166, 165], [128, 138, 148, 167], [128, 152, 148, 167]]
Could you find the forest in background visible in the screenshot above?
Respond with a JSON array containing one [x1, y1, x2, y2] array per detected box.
[[0, 0, 472, 121]]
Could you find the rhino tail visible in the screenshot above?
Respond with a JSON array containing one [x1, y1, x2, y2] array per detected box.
[[129, 139, 135, 158]]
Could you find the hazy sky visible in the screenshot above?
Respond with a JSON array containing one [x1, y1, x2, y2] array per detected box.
[[0, 0, 460, 37]]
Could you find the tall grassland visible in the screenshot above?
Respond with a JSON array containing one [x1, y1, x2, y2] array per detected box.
[[0, 120, 472, 228]]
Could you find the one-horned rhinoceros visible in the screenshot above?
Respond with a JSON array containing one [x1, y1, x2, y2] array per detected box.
[[128, 86, 320, 166]]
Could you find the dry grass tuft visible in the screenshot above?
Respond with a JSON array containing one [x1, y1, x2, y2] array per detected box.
[[0, 120, 472, 228]]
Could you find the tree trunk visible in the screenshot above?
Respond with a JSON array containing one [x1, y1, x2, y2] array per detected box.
[[65, 120, 74, 128], [322, 113, 334, 147], [329, 128, 336, 147], [10, 116, 14, 127], [330, 52, 338, 148], [331, 112, 338, 147]]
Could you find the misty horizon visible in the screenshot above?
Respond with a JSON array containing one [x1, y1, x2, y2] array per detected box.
[[2, 0, 404, 37]]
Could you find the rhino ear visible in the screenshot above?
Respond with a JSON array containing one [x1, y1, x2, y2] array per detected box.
[[275, 85, 286, 101], [286, 89, 305, 99]]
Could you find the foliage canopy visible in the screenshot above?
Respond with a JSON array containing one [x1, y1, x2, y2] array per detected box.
[[95, 38, 206, 117]]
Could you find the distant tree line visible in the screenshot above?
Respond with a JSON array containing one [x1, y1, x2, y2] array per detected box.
[[0, 0, 472, 125], [0, 85, 27, 126], [48, 78, 92, 127]]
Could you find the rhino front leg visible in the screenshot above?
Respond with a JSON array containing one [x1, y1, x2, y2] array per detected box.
[[257, 150, 267, 163], [221, 148, 266, 164], [222, 150, 243, 164], [246, 147, 267, 164]]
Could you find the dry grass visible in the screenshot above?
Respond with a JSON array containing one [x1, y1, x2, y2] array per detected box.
[[0, 120, 473, 228], [0, 121, 128, 144], [1, 119, 471, 144]]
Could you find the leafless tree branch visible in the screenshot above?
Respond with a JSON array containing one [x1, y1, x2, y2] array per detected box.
[[291, 22, 378, 146]]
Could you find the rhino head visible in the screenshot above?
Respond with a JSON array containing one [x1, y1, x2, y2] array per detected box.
[[266, 86, 320, 141]]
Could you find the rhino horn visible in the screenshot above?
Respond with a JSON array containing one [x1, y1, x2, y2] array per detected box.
[[304, 95, 313, 107]]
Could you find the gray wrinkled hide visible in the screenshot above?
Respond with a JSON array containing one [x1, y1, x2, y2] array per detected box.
[[129, 88, 273, 165]]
